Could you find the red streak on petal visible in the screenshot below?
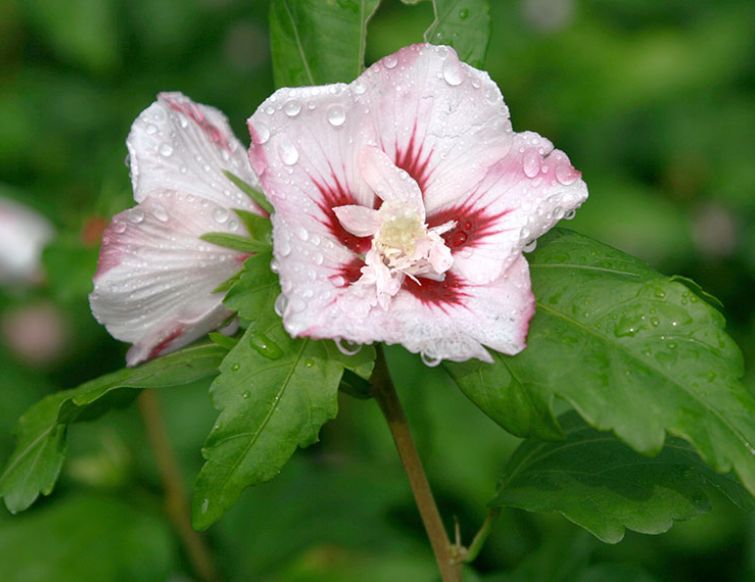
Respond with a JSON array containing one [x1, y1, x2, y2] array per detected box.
[[428, 198, 511, 252], [148, 326, 185, 360], [332, 257, 364, 287], [403, 271, 468, 313], [160, 94, 231, 152], [312, 173, 372, 254], [394, 123, 433, 194]]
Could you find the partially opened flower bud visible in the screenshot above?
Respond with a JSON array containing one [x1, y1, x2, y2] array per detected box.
[[90, 93, 265, 366]]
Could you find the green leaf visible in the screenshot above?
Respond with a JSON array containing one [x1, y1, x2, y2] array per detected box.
[[425, 0, 491, 67], [200, 232, 270, 254], [0, 344, 225, 513], [192, 321, 375, 529], [447, 229, 755, 497], [0, 494, 174, 582], [234, 208, 272, 243], [223, 170, 273, 214], [269, 0, 381, 87], [223, 251, 280, 324], [42, 235, 99, 302], [493, 413, 754, 544], [195, 256, 376, 528]]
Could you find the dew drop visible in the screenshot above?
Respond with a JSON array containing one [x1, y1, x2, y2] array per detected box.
[[278, 141, 299, 166], [231, 363, 241, 371], [249, 333, 284, 359], [201, 498, 210, 514], [242, 390, 250, 399], [442, 58, 463, 86], [158, 143, 174, 157], [113, 220, 127, 234], [145, 123, 158, 135], [336, 338, 361, 356], [458, 8, 469, 19], [353, 82, 366, 95], [327, 104, 346, 127], [384, 54, 398, 69], [284, 99, 302, 117], [213, 208, 230, 224], [152, 205, 169, 222], [128, 209, 145, 224], [304, 358, 315, 368], [274, 293, 288, 317], [564, 209, 576, 220], [523, 240, 537, 253], [421, 353, 442, 367], [296, 226, 309, 241], [254, 123, 270, 144], [522, 150, 541, 178]]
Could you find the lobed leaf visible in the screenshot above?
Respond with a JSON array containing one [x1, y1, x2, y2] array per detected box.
[[193, 321, 375, 529], [269, 0, 381, 88], [494, 413, 753, 543], [446, 229, 755, 497], [0, 344, 225, 513]]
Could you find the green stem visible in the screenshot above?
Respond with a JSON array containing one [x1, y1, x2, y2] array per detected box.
[[370, 348, 461, 582], [464, 508, 501, 563]]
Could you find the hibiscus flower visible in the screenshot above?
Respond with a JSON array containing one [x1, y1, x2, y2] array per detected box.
[[90, 93, 264, 366], [247, 44, 588, 364]]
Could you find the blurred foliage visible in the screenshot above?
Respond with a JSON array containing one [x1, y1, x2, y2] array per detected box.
[[0, 0, 753, 580]]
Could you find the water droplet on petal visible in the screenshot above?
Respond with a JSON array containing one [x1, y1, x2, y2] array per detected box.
[[278, 140, 299, 166], [384, 54, 398, 69], [421, 353, 442, 367], [128, 209, 145, 224], [254, 123, 270, 144], [152, 205, 169, 222], [353, 82, 366, 95], [146, 123, 158, 135], [523, 240, 537, 253], [113, 220, 127, 234], [442, 58, 463, 86], [159, 143, 174, 157], [274, 294, 288, 317], [327, 104, 346, 127], [284, 99, 302, 117], [213, 208, 230, 224], [296, 226, 309, 241], [522, 150, 541, 178], [555, 161, 579, 185], [336, 338, 361, 356]]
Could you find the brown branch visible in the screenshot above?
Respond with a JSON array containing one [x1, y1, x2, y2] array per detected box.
[[138, 390, 220, 582]]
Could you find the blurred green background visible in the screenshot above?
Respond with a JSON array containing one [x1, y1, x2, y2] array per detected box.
[[0, 0, 753, 580]]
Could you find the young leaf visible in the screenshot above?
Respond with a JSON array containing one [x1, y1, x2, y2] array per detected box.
[[200, 232, 270, 254], [223, 251, 280, 324], [446, 228, 755, 497], [192, 321, 376, 530], [269, 0, 381, 87], [0, 344, 225, 513], [223, 170, 273, 215], [493, 413, 753, 543], [425, 0, 491, 67]]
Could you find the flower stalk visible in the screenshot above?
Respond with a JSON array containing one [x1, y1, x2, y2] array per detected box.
[[370, 348, 462, 582]]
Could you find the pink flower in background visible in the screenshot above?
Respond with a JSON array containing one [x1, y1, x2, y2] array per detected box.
[[90, 93, 264, 366], [248, 44, 588, 363], [0, 196, 54, 286]]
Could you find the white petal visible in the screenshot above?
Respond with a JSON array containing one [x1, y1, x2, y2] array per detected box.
[[358, 146, 423, 215], [127, 92, 261, 213], [89, 192, 248, 366], [332, 205, 381, 237]]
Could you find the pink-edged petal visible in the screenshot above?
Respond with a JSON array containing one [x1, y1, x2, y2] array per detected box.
[[284, 255, 534, 363], [89, 191, 248, 366], [359, 146, 423, 215], [358, 44, 514, 211], [428, 131, 588, 284], [0, 197, 54, 285], [248, 84, 379, 256], [332, 205, 381, 238], [127, 92, 262, 214]]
